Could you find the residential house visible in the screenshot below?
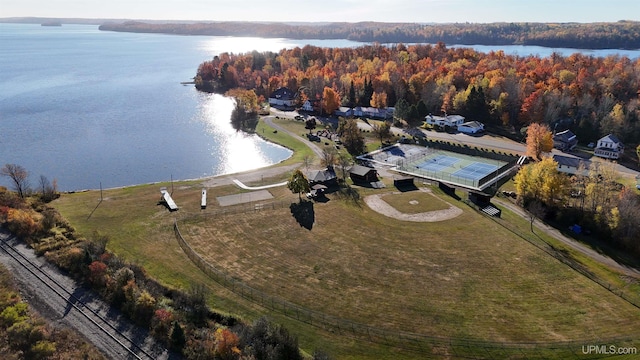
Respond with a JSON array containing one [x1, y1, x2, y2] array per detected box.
[[334, 107, 354, 117], [553, 130, 578, 151], [424, 114, 465, 128], [301, 100, 314, 112], [353, 106, 391, 120], [594, 134, 624, 159], [552, 155, 591, 175], [268, 87, 296, 107], [457, 121, 485, 135]]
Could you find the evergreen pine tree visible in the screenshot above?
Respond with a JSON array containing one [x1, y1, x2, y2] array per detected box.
[[170, 321, 186, 351]]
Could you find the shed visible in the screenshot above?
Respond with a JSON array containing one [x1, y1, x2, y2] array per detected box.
[[349, 165, 378, 184], [393, 175, 415, 189]]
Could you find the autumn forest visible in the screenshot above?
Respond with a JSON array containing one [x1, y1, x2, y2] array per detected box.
[[195, 42, 640, 147]]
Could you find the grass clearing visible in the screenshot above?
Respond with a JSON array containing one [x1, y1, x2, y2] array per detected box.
[[179, 187, 640, 343], [380, 190, 451, 214]]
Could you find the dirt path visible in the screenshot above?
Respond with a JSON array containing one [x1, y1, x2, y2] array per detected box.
[[364, 188, 463, 222]]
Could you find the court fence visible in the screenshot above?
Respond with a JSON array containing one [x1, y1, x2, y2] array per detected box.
[[394, 140, 521, 190]]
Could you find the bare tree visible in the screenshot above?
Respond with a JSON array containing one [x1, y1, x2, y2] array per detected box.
[[39, 174, 57, 202], [320, 148, 337, 169], [302, 154, 313, 172], [1, 164, 30, 198], [336, 152, 353, 184], [527, 200, 547, 233]]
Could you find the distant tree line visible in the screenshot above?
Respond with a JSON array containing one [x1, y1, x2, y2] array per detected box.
[[100, 20, 640, 50]]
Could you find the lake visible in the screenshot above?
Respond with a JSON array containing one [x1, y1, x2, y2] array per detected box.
[[0, 24, 361, 191], [1, 24, 638, 191]]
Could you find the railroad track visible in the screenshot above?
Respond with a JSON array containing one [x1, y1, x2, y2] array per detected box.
[[0, 232, 163, 360]]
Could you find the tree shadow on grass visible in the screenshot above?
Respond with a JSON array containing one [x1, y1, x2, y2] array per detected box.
[[290, 201, 315, 230]]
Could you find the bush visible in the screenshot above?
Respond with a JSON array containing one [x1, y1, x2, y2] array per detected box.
[[5, 208, 41, 240], [0, 303, 29, 327]]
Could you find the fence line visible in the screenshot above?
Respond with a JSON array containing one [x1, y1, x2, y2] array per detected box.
[[173, 215, 638, 359], [473, 200, 640, 311]]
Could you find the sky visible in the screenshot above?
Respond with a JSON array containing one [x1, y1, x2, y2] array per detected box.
[[1, 0, 639, 23]]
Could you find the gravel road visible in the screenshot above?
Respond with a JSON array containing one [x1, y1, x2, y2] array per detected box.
[[0, 228, 178, 360]]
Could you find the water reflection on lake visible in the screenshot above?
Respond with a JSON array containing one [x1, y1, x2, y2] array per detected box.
[[197, 93, 289, 175]]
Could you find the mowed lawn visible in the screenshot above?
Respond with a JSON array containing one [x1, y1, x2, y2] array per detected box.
[[180, 188, 640, 343]]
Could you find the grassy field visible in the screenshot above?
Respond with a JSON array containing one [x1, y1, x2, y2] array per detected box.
[[179, 189, 640, 342], [52, 118, 640, 359]]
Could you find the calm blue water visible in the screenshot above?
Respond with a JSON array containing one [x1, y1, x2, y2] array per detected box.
[[1, 24, 638, 192], [0, 24, 360, 191]]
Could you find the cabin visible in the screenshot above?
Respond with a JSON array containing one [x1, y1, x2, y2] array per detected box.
[[349, 165, 378, 184], [553, 130, 578, 151], [594, 134, 624, 159], [307, 168, 338, 187], [268, 87, 296, 107], [457, 121, 485, 135], [424, 114, 465, 128]]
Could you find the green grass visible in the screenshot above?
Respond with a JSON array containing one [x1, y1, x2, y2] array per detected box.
[[52, 123, 640, 359], [256, 118, 315, 165]]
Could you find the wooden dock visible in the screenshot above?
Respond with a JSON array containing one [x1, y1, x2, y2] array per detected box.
[[160, 187, 178, 211], [201, 188, 207, 209]]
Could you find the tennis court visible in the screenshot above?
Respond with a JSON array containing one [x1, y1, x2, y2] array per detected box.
[[394, 146, 509, 189], [416, 155, 461, 172], [451, 163, 499, 181]]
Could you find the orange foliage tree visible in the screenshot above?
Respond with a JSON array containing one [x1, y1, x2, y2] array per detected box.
[[526, 123, 554, 160], [322, 87, 341, 115], [370, 91, 387, 108]]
